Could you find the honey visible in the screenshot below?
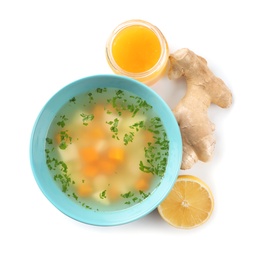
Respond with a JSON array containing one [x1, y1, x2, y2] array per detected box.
[[106, 20, 169, 86]]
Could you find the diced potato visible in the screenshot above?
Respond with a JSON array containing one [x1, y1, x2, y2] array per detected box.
[[95, 139, 108, 153], [111, 175, 134, 195], [58, 143, 79, 162], [93, 175, 108, 190], [65, 160, 81, 172]]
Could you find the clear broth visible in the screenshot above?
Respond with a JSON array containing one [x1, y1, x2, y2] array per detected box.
[[45, 87, 169, 211]]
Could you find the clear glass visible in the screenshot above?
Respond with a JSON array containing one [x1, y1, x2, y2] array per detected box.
[[106, 20, 169, 86]]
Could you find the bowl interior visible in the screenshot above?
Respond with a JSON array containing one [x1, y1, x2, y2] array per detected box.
[[30, 74, 182, 226]]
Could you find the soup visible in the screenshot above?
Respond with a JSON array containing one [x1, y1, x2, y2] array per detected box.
[[45, 87, 169, 211]]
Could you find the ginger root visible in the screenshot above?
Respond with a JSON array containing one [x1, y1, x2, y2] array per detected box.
[[169, 48, 232, 170]]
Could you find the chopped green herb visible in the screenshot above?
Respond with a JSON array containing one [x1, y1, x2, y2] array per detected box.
[[99, 190, 107, 199], [88, 92, 94, 103], [123, 132, 134, 145], [59, 142, 67, 150], [129, 96, 152, 117], [120, 190, 150, 205], [121, 191, 134, 199], [116, 90, 124, 96], [132, 197, 139, 202], [138, 117, 169, 177], [106, 89, 124, 112], [57, 115, 68, 128], [46, 137, 53, 145], [106, 118, 119, 139], [139, 160, 152, 173], [96, 87, 107, 93], [45, 150, 68, 174], [127, 104, 136, 114], [58, 130, 72, 150], [129, 120, 145, 131], [139, 190, 150, 199], [53, 172, 71, 192], [72, 193, 78, 200], [69, 97, 76, 104], [80, 113, 94, 126]]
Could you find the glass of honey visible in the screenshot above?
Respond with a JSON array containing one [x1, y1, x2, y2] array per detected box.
[[106, 20, 169, 86]]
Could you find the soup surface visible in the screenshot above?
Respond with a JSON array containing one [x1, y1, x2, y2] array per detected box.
[[45, 87, 169, 211]]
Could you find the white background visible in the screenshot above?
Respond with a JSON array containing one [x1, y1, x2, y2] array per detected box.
[[1, 0, 271, 259]]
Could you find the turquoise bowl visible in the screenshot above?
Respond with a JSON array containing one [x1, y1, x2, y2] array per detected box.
[[30, 74, 182, 226]]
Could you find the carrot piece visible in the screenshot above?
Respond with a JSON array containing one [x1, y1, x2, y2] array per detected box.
[[82, 164, 99, 177], [77, 182, 93, 197], [93, 104, 105, 117], [89, 126, 106, 139], [79, 147, 99, 163], [144, 130, 154, 144], [135, 177, 150, 191], [55, 133, 61, 144], [108, 147, 125, 162], [107, 187, 120, 201], [98, 159, 117, 175]]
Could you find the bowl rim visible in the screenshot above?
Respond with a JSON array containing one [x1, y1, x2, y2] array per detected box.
[[29, 74, 182, 226]]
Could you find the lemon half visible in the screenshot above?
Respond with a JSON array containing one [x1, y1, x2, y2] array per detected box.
[[158, 175, 214, 229]]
